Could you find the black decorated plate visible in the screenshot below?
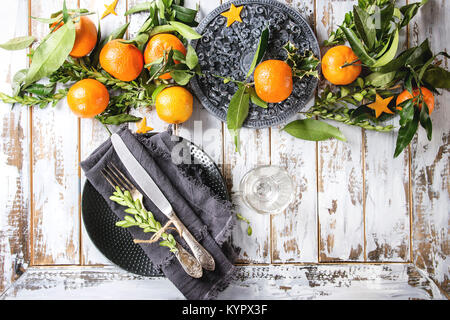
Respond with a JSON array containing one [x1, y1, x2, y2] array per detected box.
[[81, 134, 229, 277], [190, 0, 320, 128]]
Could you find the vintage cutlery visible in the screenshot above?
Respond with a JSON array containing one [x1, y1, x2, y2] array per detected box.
[[110, 133, 216, 271], [102, 162, 203, 278]]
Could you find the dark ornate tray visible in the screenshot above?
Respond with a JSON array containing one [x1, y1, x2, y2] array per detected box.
[[81, 134, 229, 277], [190, 0, 320, 128]]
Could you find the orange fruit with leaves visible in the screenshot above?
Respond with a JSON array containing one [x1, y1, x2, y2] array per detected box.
[[396, 87, 435, 114], [67, 79, 109, 118], [51, 16, 97, 58], [144, 34, 187, 80], [155, 86, 193, 124], [100, 39, 144, 82], [254, 60, 293, 103], [321, 45, 361, 85]]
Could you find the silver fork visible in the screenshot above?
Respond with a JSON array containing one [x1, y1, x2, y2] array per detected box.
[[102, 162, 203, 279]]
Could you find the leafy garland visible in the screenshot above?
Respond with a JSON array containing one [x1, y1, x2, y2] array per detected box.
[[284, 0, 450, 157], [0, 0, 202, 130]]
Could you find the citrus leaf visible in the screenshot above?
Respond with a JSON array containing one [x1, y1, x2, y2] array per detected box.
[[246, 27, 269, 79], [168, 21, 201, 39], [248, 87, 267, 108], [185, 44, 198, 70], [365, 71, 396, 88], [151, 84, 169, 103], [283, 119, 347, 142], [340, 26, 376, 66], [0, 36, 35, 51], [227, 85, 250, 152], [394, 108, 419, 158], [422, 65, 450, 89], [24, 20, 76, 86], [419, 100, 432, 141], [372, 29, 399, 68], [353, 5, 376, 49], [125, 1, 154, 15]]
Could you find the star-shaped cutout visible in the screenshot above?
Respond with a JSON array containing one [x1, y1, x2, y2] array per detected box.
[[101, 0, 119, 20], [220, 3, 244, 27], [367, 93, 394, 118], [136, 117, 153, 134]]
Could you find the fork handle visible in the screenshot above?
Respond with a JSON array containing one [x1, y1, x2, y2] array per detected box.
[[171, 213, 216, 271], [174, 242, 203, 278]]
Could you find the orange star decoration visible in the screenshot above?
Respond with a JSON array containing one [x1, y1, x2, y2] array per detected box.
[[221, 3, 244, 27], [101, 0, 119, 20], [367, 93, 394, 118], [136, 117, 153, 134]]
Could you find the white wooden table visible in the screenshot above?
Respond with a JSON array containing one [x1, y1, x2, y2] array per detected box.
[[0, 0, 448, 300]]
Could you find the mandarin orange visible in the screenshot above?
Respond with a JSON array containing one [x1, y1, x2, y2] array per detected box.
[[67, 79, 109, 118], [144, 34, 186, 80], [254, 60, 293, 103]]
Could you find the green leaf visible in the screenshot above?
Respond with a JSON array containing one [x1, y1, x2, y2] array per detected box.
[[283, 119, 347, 142], [125, 1, 154, 15], [419, 100, 432, 140], [170, 70, 194, 85], [0, 36, 35, 51], [340, 26, 376, 66], [246, 27, 269, 79], [399, 0, 428, 28], [24, 20, 76, 86], [24, 83, 56, 96], [353, 5, 376, 49], [365, 71, 396, 87], [372, 29, 399, 68], [62, 0, 69, 23], [173, 4, 198, 25], [422, 66, 450, 89], [12, 69, 28, 95], [394, 107, 419, 158], [227, 85, 250, 152], [96, 113, 142, 125], [168, 21, 202, 39], [185, 44, 198, 70], [248, 87, 267, 108]]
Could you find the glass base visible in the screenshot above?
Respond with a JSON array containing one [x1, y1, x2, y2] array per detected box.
[[239, 165, 294, 215]]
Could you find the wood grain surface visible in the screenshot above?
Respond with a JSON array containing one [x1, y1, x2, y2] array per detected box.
[[0, 0, 448, 299]]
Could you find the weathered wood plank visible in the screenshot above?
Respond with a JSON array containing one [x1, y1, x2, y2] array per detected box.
[[78, 0, 128, 266], [30, 0, 80, 265], [315, 0, 364, 262], [177, 0, 224, 169], [409, 0, 450, 295], [1, 264, 444, 299], [270, 0, 318, 263], [364, 0, 410, 262], [0, 0, 30, 293]]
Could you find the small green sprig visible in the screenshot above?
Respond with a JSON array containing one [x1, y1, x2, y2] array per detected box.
[[0, 89, 68, 109], [109, 186, 178, 253], [236, 213, 252, 236]]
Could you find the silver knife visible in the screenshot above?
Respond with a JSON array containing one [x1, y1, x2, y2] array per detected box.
[[111, 133, 215, 271]]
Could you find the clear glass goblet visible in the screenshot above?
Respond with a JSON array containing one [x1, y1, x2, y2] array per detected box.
[[239, 165, 294, 215]]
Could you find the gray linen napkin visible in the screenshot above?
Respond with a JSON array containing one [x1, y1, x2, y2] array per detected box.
[[81, 126, 235, 300]]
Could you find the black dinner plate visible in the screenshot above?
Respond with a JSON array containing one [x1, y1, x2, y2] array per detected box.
[[190, 0, 320, 128], [81, 134, 229, 277]]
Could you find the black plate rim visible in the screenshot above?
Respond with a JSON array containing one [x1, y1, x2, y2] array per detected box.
[[190, 0, 321, 129]]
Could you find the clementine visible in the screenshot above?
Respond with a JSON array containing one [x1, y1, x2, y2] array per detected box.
[[51, 16, 97, 58], [67, 79, 109, 118], [396, 87, 435, 114], [254, 60, 293, 103], [155, 86, 193, 124], [100, 39, 144, 82], [321, 45, 361, 85], [144, 34, 187, 80]]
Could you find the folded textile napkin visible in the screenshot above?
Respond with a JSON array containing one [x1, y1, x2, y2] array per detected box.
[[81, 126, 235, 300]]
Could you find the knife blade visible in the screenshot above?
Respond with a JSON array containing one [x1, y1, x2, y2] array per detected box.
[[111, 133, 173, 216]]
